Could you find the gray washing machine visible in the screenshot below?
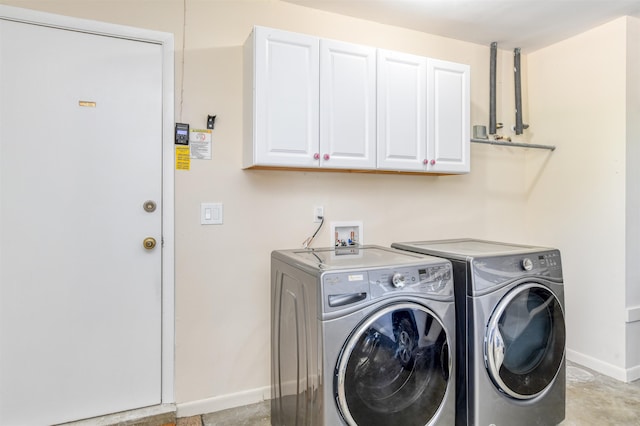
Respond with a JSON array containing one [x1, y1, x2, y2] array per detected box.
[[271, 245, 456, 425], [391, 239, 566, 426]]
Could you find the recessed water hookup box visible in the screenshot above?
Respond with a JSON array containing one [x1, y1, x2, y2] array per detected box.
[[330, 221, 363, 247]]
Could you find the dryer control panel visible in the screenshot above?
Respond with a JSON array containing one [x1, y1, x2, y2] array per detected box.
[[535, 251, 562, 274], [471, 249, 563, 294]]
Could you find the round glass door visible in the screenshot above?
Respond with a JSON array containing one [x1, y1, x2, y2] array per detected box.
[[485, 283, 566, 399], [336, 303, 451, 426]]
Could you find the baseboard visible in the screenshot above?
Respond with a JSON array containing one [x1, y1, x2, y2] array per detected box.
[[626, 363, 640, 382], [626, 306, 640, 323], [567, 349, 628, 382], [176, 386, 271, 418], [61, 404, 176, 426]]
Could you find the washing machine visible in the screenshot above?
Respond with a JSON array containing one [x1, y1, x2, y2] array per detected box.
[[391, 239, 566, 426], [271, 245, 456, 426]]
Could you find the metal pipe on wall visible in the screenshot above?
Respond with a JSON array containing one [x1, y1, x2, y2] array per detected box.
[[514, 47, 524, 135], [489, 42, 497, 135]]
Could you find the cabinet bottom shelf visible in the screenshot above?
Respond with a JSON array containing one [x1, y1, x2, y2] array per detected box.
[[243, 165, 460, 176]]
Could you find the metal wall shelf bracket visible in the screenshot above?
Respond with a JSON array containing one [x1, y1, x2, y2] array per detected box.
[[471, 138, 556, 151]]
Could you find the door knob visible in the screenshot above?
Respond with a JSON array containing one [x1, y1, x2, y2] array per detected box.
[[143, 237, 156, 250]]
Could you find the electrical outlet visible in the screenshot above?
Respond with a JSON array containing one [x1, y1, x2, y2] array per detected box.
[[314, 206, 324, 223]]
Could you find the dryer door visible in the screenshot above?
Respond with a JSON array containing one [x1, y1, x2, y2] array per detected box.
[[485, 283, 566, 399], [336, 302, 451, 426]]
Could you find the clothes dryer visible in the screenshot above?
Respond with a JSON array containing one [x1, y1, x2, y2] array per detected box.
[[391, 239, 566, 426], [271, 245, 456, 425]]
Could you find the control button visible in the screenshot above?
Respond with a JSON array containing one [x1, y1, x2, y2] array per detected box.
[[391, 273, 406, 288], [521, 258, 533, 271]]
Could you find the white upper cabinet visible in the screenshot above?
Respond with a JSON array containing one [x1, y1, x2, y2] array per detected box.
[[320, 39, 376, 169], [244, 26, 320, 168], [427, 58, 470, 174], [378, 53, 470, 173], [376, 49, 427, 171], [244, 26, 470, 174]]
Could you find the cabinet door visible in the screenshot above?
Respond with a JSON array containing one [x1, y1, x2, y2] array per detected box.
[[427, 58, 470, 173], [320, 40, 376, 169], [248, 27, 319, 167], [377, 49, 427, 171]]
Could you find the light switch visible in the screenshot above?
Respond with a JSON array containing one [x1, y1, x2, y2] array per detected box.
[[201, 202, 223, 225]]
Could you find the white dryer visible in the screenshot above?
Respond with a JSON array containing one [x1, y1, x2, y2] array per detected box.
[[271, 245, 456, 425], [392, 239, 566, 426]]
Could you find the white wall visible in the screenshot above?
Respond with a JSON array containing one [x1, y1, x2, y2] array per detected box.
[[527, 17, 633, 380]]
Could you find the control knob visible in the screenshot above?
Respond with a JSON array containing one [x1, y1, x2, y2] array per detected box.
[[391, 272, 406, 288], [521, 258, 533, 271]]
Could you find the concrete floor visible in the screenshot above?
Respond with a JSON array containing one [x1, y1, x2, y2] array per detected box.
[[175, 362, 640, 426], [561, 362, 640, 425]]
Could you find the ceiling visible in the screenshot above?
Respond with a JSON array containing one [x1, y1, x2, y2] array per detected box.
[[282, 0, 640, 52]]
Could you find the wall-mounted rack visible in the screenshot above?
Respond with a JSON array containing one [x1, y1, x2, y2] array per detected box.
[[471, 138, 556, 151]]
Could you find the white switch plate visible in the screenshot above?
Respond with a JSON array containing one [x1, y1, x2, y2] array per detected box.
[[201, 202, 223, 225]]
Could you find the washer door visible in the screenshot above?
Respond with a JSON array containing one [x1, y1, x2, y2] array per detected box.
[[336, 303, 451, 426], [485, 283, 566, 399]]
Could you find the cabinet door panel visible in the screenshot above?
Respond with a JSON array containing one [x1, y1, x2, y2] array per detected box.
[[377, 50, 427, 171], [427, 59, 470, 173], [320, 40, 376, 169], [251, 27, 320, 167]]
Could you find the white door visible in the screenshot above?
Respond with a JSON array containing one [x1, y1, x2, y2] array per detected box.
[[0, 18, 163, 425], [252, 26, 320, 167], [320, 39, 376, 169], [427, 58, 470, 174], [377, 49, 428, 172]]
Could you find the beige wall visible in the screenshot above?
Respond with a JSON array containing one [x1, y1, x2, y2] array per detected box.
[[527, 17, 632, 379], [172, 0, 528, 409], [12, 0, 629, 413], [625, 17, 640, 372]]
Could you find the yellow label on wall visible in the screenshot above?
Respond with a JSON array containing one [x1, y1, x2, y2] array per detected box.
[[176, 146, 190, 170]]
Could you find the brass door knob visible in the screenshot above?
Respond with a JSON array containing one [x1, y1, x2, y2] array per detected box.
[[143, 237, 156, 250]]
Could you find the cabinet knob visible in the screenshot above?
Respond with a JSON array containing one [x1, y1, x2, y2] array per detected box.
[[430, 159, 436, 165], [313, 153, 320, 160], [423, 159, 429, 165], [323, 154, 330, 161]]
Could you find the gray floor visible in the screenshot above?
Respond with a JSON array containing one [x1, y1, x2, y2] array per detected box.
[[562, 362, 640, 425], [177, 361, 640, 426]]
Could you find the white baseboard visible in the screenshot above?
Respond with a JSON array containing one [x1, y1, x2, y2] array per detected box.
[[176, 386, 271, 418], [626, 306, 640, 323], [626, 363, 640, 382], [62, 404, 176, 426], [567, 349, 631, 382]]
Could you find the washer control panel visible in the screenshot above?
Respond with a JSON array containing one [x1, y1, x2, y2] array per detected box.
[[369, 264, 453, 298], [321, 262, 453, 315]]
